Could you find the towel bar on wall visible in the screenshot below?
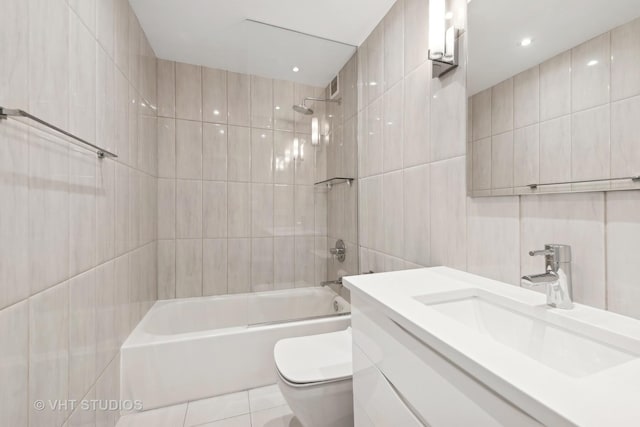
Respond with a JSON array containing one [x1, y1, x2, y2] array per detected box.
[[527, 176, 640, 189], [0, 107, 118, 159], [314, 177, 354, 190]]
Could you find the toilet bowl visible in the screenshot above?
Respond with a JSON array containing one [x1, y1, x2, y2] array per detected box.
[[274, 328, 353, 427]]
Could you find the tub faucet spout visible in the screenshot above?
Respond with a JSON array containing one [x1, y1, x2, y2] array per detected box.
[[321, 277, 343, 287]]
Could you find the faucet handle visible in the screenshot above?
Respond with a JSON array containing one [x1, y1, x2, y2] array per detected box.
[[529, 248, 554, 257], [529, 244, 571, 263]]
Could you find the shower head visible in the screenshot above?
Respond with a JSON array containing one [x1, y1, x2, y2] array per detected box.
[[293, 103, 314, 115], [292, 97, 341, 115]]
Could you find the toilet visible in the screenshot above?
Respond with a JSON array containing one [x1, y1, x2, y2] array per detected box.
[[274, 328, 354, 427]]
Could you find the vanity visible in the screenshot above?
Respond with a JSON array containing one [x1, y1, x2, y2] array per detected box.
[[344, 267, 640, 426]]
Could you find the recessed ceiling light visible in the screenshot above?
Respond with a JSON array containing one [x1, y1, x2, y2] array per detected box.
[[520, 38, 532, 47], [213, 109, 220, 116], [275, 106, 281, 110], [369, 81, 378, 86], [292, 66, 300, 72], [587, 59, 599, 67]]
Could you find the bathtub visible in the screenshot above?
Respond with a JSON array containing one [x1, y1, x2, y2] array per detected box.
[[120, 286, 351, 410]]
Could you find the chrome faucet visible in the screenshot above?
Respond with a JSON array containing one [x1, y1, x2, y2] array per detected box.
[[321, 277, 343, 288], [521, 244, 573, 309]]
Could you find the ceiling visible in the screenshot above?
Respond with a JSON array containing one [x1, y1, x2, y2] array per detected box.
[[468, 0, 640, 95], [130, 0, 397, 87]]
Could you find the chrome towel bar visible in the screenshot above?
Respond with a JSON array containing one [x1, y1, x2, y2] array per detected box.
[[527, 176, 640, 189], [0, 106, 118, 159]]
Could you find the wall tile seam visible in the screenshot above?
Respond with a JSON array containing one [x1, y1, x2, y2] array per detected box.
[[156, 114, 299, 132], [67, 0, 154, 90], [358, 245, 427, 268], [0, 240, 157, 314], [63, 350, 124, 425]]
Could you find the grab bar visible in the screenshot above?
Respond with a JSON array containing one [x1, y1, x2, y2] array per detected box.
[[0, 107, 118, 159]]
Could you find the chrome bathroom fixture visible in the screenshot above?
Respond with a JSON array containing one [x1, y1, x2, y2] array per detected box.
[[427, 0, 458, 78], [329, 239, 346, 263], [0, 106, 118, 158], [292, 97, 341, 115], [521, 244, 573, 309], [321, 277, 343, 287], [314, 177, 354, 190]]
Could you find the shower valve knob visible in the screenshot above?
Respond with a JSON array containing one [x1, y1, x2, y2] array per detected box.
[[330, 239, 346, 263]]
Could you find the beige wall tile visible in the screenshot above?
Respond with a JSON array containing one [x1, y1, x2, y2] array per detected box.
[[0, 121, 29, 309], [383, 81, 404, 172], [176, 180, 202, 239], [157, 240, 176, 299], [571, 105, 610, 181], [0, 300, 28, 427], [251, 76, 273, 129], [611, 18, 640, 101], [157, 59, 175, 118], [228, 238, 251, 294], [491, 78, 513, 135], [514, 66, 539, 129], [29, 282, 69, 427], [203, 239, 227, 296], [403, 63, 430, 167], [611, 96, 640, 178], [606, 191, 640, 319], [203, 182, 227, 238], [176, 119, 203, 180], [572, 33, 610, 112], [175, 62, 202, 121], [203, 123, 228, 181], [228, 72, 251, 127], [228, 182, 251, 238], [467, 196, 520, 285], [203, 67, 227, 123], [403, 164, 429, 266], [176, 239, 203, 298], [403, 0, 429, 75]]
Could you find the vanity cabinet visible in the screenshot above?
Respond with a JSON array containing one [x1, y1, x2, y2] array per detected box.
[[351, 293, 542, 427]]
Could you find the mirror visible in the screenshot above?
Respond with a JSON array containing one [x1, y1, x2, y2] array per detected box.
[[467, 0, 640, 196]]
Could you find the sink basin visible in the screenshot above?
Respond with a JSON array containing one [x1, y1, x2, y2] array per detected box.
[[417, 290, 638, 378]]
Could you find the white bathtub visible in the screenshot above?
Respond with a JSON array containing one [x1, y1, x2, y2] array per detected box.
[[121, 287, 351, 410]]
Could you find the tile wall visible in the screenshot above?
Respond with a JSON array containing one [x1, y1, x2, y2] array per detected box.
[[324, 53, 360, 283], [357, 0, 640, 321], [465, 16, 640, 312], [470, 17, 640, 195], [358, 0, 467, 276], [156, 60, 329, 298], [0, 0, 158, 425]]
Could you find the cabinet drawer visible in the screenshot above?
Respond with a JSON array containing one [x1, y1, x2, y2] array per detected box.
[[352, 294, 543, 427], [353, 344, 425, 427]]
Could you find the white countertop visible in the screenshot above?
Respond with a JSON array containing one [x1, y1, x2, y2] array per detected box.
[[344, 267, 640, 427]]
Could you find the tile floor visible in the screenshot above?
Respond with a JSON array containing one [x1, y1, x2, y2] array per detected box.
[[116, 385, 302, 427]]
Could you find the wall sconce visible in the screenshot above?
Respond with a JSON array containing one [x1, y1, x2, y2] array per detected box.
[[293, 137, 304, 161], [311, 117, 319, 145], [428, 0, 458, 78], [312, 117, 331, 145]]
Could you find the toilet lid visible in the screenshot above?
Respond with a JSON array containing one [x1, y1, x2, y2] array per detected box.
[[274, 328, 352, 385]]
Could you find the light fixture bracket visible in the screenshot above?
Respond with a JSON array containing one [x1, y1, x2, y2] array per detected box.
[[429, 27, 459, 79]]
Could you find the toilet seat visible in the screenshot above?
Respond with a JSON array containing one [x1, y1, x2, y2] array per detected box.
[[274, 328, 352, 386]]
